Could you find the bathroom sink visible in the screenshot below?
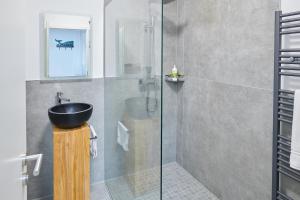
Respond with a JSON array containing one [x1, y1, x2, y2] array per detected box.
[[48, 103, 93, 129]]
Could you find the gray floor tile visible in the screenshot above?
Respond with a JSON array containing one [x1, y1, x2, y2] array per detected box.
[[95, 162, 219, 200]]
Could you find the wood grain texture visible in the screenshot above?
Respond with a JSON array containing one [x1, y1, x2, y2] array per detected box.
[[53, 123, 90, 200]]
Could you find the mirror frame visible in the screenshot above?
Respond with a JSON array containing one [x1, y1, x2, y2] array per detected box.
[[43, 13, 92, 80]]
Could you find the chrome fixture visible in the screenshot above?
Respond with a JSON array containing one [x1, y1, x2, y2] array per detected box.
[[56, 92, 70, 104], [139, 67, 158, 112], [20, 154, 43, 185], [139, 67, 157, 87]]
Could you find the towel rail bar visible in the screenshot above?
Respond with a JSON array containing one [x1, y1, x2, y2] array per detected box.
[[280, 61, 300, 64], [278, 152, 290, 159], [90, 136, 97, 140], [279, 107, 293, 113], [273, 11, 300, 200], [281, 17, 300, 23], [278, 118, 293, 124], [280, 67, 300, 70], [281, 11, 300, 17], [278, 135, 292, 142], [280, 30, 300, 35], [279, 89, 295, 94], [278, 140, 291, 147], [278, 168, 300, 183], [278, 157, 290, 165], [277, 191, 294, 200], [278, 145, 291, 153], [280, 48, 300, 52], [280, 54, 300, 58], [278, 101, 294, 106], [278, 112, 293, 118], [278, 163, 300, 179], [279, 72, 300, 77], [278, 95, 294, 100], [281, 24, 300, 29]]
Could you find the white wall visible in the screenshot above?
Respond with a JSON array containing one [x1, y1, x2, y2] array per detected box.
[[281, 0, 300, 12], [25, 0, 104, 80], [281, 1, 300, 91]]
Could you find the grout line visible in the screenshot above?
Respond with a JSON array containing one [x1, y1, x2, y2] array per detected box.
[[185, 76, 274, 92]]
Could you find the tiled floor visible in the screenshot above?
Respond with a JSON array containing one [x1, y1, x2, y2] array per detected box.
[[162, 163, 219, 200], [91, 162, 219, 200], [91, 182, 112, 200]]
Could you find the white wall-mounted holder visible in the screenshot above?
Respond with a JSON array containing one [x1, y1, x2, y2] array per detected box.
[[43, 13, 92, 80]]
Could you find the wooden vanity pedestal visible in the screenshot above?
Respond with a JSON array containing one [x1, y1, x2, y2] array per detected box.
[[53, 123, 90, 200]]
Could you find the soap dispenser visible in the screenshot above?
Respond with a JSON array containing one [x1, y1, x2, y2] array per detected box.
[[171, 64, 178, 78]]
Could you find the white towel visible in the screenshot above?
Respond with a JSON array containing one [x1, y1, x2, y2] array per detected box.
[[117, 121, 129, 151], [89, 124, 98, 159], [291, 90, 300, 170]]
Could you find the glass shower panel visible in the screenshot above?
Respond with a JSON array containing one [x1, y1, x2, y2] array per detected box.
[[104, 0, 162, 200]]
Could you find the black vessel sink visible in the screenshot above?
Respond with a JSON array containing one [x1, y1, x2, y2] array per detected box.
[[48, 103, 93, 129]]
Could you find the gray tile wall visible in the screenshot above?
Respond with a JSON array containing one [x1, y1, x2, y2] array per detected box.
[[26, 78, 104, 200], [26, 1, 283, 199], [176, 0, 279, 199], [103, 0, 178, 182], [104, 77, 141, 179], [177, 78, 273, 199], [103, 1, 179, 181], [163, 0, 180, 164], [104, 75, 178, 180]]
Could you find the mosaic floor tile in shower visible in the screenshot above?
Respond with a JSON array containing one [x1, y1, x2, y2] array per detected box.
[[162, 163, 219, 200], [92, 162, 219, 200]]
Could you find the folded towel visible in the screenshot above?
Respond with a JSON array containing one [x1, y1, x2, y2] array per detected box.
[[89, 124, 98, 159], [291, 90, 300, 170], [117, 121, 129, 151]]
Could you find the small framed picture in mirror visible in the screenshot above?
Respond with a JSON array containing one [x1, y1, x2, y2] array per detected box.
[[44, 14, 92, 79]]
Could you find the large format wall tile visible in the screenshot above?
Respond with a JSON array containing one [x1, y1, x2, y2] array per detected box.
[[182, 0, 278, 90], [176, 0, 278, 199], [162, 0, 183, 164], [178, 77, 273, 200]]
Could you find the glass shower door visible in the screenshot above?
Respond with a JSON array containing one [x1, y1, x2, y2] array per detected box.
[[104, 0, 162, 200]]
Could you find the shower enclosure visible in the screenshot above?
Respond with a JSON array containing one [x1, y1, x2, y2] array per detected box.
[[104, 0, 163, 199], [103, 0, 278, 200]]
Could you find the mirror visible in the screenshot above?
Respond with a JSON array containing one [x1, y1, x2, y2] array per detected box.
[[44, 14, 91, 79]]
